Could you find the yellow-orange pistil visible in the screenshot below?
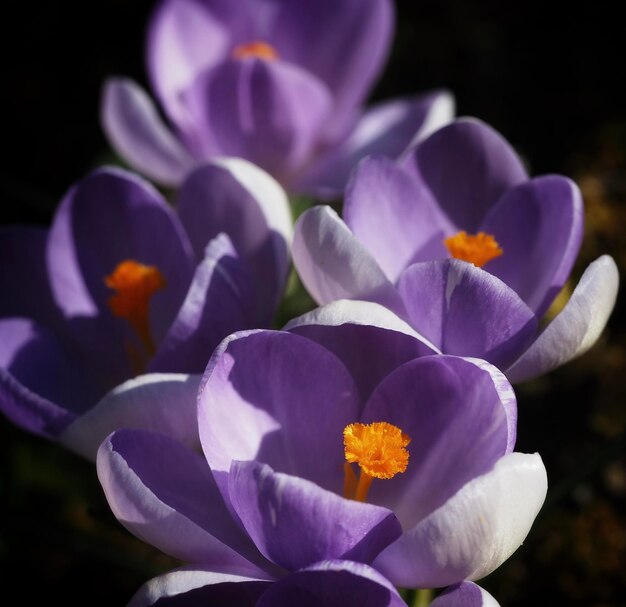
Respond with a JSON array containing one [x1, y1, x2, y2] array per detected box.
[[232, 41, 279, 61], [443, 230, 503, 268], [104, 260, 166, 356], [343, 421, 411, 502]]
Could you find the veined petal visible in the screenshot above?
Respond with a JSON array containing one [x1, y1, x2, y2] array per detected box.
[[374, 452, 547, 588], [430, 582, 501, 607], [292, 206, 404, 313], [506, 255, 620, 383], [101, 78, 196, 186]]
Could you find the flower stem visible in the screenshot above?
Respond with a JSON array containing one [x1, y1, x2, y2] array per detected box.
[[412, 588, 433, 607]]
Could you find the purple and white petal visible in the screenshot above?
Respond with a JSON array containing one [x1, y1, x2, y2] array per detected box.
[[284, 299, 439, 401], [257, 560, 408, 607], [198, 330, 360, 495], [409, 118, 528, 232], [101, 78, 196, 186], [506, 255, 620, 383], [343, 156, 450, 282], [97, 428, 262, 568], [292, 206, 404, 314], [397, 260, 537, 369], [430, 582, 500, 607], [230, 460, 401, 571], [374, 452, 547, 588], [59, 373, 201, 461], [128, 564, 273, 607], [361, 356, 514, 527], [482, 175, 584, 317]]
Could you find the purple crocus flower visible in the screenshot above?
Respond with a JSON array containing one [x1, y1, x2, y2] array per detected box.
[[0, 158, 292, 459], [97, 328, 547, 604], [292, 117, 619, 382], [101, 0, 454, 197]]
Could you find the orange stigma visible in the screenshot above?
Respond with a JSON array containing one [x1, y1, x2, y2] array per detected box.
[[444, 231, 503, 267], [104, 260, 166, 356], [232, 41, 279, 61], [343, 422, 410, 502]]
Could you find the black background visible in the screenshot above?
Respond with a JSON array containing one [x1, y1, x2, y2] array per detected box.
[[1, 1, 625, 605]]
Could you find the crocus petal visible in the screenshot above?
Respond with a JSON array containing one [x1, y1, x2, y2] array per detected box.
[[292, 206, 404, 314], [97, 428, 262, 567], [343, 156, 450, 282], [148, 234, 255, 374], [430, 582, 501, 607], [257, 560, 408, 607], [397, 260, 538, 369], [59, 373, 201, 461], [482, 175, 584, 317], [182, 58, 332, 180], [129, 565, 272, 607], [409, 118, 528, 232], [293, 90, 455, 199], [284, 299, 439, 401], [47, 167, 195, 383], [506, 255, 620, 383], [176, 158, 292, 323], [229, 460, 401, 571], [101, 77, 196, 186], [375, 452, 547, 588], [361, 356, 514, 528], [198, 330, 360, 495]]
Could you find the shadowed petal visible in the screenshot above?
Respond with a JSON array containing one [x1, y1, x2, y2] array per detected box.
[[292, 206, 404, 313], [229, 460, 401, 571], [506, 255, 620, 383], [430, 582, 501, 607], [374, 452, 547, 588]]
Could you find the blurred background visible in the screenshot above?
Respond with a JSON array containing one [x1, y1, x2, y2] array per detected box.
[[1, 1, 624, 604]]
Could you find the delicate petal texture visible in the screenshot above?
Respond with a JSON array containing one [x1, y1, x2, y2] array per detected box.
[[375, 452, 548, 588], [257, 560, 408, 607], [507, 255, 620, 383], [59, 373, 202, 461], [199, 330, 360, 495], [344, 156, 449, 282], [148, 234, 254, 373], [397, 260, 538, 369], [129, 566, 272, 607], [97, 429, 261, 567], [361, 356, 513, 527], [294, 90, 455, 199], [410, 118, 528, 232], [284, 299, 439, 401], [482, 175, 584, 316], [101, 78, 196, 186], [182, 58, 332, 180], [430, 582, 501, 607], [230, 460, 401, 571], [176, 158, 292, 322], [292, 206, 403, 313], [47, 167, 194, 384]]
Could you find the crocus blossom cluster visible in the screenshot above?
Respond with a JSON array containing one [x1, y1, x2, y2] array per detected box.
[[292, 117, 619, 382], [97, 328, 546, 605], [0, 158, 291, 458], [101, 0, 454, 196]]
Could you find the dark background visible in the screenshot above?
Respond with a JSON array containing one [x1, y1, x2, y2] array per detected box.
[[1, 1, 625, 605]]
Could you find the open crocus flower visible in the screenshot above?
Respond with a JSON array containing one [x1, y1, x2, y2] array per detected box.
[[101, 0, 454, 197], [97, 329, 547, 604], [0, 159, 291, 459], [292, 117, 619, 382]]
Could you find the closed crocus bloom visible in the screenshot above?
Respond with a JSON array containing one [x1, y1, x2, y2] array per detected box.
[[97, 329, 546, 604], [0, 159, 291, 459], [101, 0, 454, 197], [292, 118, 619, 382]]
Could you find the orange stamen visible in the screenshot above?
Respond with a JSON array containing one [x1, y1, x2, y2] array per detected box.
[[232, 41, 279, 61], [444, 231, 503, 267], [343, 422, 411, 502], [104, 260, 166, 356]]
